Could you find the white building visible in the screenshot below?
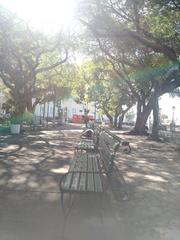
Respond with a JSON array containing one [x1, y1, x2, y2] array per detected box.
[[34, 97, 97, 121]]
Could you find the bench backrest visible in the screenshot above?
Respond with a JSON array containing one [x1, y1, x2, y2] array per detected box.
[[103, 129, 123, 142], [101, 129, 131, 151], [159, 130, 180, 143], [93, 125, 103, 147], [99, 132, 120, 173], [100, 130, 120, 150]]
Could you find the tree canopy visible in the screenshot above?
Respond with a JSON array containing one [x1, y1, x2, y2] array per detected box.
[[0, 7, 72, 115], [0, 1, 179, 138], [78, 0, 180, 136]]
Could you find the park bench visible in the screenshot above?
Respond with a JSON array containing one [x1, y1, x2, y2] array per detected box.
[[159, 130, 180, 143], [59, 131, 123, 201], [31, 116, 45, 131], [159, 130, 173, 141], [101, 129, 131, 154]]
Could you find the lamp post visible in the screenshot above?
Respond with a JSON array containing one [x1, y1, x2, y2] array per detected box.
[[170, 106, 176, 131], [159, 107, 162, 124], [172, 106, 175, 122]]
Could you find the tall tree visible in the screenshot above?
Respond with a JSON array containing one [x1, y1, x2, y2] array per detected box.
[[73, 59, 135, 128], [78, 0, 180, 136], [0, 8, 70, 116]]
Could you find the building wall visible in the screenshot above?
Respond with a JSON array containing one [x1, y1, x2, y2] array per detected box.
[[34, 97, 96, 121], [34, 102, 57, 118], [61, 98, 85, 119]]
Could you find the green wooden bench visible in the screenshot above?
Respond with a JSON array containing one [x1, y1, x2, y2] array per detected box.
[[59, 131, 122, 201], [159, 130, 180, 143], [98, 132, 128, 200]]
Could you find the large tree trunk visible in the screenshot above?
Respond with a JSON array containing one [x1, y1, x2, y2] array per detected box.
[[132, 99, 153, 135], [151, 95, 160, 141], [108, 116, 113, 127], [113, 114, 118, 128], [13, 91, 26, 116], [103, 108, 113, 126], [26, 98, 34, 113], [134, 111, 149, 134], [118, 113, 125, 129]]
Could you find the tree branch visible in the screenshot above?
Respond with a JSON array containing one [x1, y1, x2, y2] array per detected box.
[[103, 29, 177, 62], [35, 50, 68, 74], [0, 73, 14, 90]]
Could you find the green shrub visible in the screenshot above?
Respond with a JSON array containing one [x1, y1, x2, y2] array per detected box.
[[10, 112, 33, 125]]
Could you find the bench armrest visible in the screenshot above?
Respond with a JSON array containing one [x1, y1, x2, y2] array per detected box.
[[121, 141, 131, 153]]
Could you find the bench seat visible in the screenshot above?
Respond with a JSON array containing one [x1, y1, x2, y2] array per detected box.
[[60, 153, 103, 193]]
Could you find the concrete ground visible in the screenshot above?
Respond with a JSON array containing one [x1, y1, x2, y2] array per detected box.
[[0, 124, 180, 240]]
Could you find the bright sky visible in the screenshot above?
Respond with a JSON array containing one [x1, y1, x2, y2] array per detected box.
[[160, 94, 180, 123], [0, 0, 77, 34]]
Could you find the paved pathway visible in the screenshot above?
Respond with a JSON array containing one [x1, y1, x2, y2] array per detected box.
[[0, 126, 179, 240]]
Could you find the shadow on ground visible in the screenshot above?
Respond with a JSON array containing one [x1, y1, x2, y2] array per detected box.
[[0, 125, 179, 240]]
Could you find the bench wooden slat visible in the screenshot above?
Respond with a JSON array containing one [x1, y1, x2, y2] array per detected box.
[[99, 137, 113, 172], [86, 155, 103, 192], [79, 172, 87, 191], [78, 154, 88, 171], [87, 156, 94, 191], [71, 154, 87, 191], [71, 173, 80, 191], [63, 155, 80, 190], [78, 155, 88, 191], [88, 155, 94, 171], [63, 173, 73, 190], [73, 154, 86, 170], [93, 158, 103, 192], [93, 174, 103, 192], [63, 154, 85, 191], [69, 155, 79, 171], [87, 173, 94, 191]]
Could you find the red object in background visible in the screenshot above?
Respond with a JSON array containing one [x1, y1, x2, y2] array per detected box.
[[88, 115, 94, 120], [72, 114, 84, 123], [72, 114, 94, 123]]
